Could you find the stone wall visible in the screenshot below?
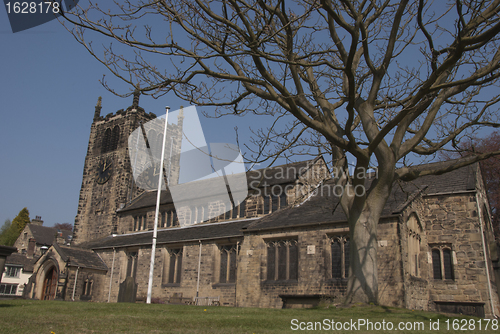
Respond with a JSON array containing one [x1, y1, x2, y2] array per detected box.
[[236, 221, 405, 308], [421, 191, 500, 317], [97, 239, 242, 306]]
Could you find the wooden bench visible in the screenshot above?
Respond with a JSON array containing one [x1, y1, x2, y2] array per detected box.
[[168, 293, 193, 305], [194, 296, 220, 306]]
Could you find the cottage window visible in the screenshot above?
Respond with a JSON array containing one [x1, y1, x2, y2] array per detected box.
[[166, 248, 183, 284], [0, 284, 18, 295], [219, 245, 237, 283], [407, 214, 422, 277], [266, 239, 298, 281], [431, 246, 454, 280], [5, 265, 21, 278], [331, 236, 350, 279]]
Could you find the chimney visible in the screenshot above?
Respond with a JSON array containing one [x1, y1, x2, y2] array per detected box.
[[55, 230, 65, 245], [31, 216, 43, 226], [27, 238, 36, 258]]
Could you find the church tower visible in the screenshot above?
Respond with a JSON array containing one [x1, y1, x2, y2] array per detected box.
[[73, 93, 183, 244]]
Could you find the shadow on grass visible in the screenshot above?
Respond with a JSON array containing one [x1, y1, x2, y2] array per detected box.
[[0, 304, 15, 307]]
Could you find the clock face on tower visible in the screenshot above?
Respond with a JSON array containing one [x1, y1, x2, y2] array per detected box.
[[96, 158, 113, 184]]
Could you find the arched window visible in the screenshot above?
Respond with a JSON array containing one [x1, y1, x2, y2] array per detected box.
[[331, 236, 350, 279], [146, 130, 156, 149], [431, 246, 454, 280], [110, 125, 120, 151], [101, 128, 112, 154], [443, 248, 454, 280], [266, 239, 298, 281], [407, 214, 422, 277], [431, 249, 442, 279]]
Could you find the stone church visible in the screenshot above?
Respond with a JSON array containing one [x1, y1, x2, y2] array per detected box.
[[29, 95, 500, 317]]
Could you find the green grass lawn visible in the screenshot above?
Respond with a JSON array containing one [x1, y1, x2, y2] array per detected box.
[[0, 299, 498, 334]]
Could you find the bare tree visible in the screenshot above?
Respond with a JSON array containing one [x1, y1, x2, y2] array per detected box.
[[61, 0, 500, 304]]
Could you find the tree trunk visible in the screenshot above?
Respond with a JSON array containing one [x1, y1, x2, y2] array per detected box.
[[344, 181, 392, 304]]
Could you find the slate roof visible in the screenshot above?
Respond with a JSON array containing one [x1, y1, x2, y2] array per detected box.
[[81, 219, 253, 250], [119, 157, 323, 212], [28, 225, 72, 246], [244, 161, 479, 232], [5, 253, 38, 272], [83, 159, 479, 249], [53, 243, 107, 271]]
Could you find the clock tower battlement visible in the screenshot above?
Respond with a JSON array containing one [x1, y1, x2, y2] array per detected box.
[[73, 92, 183, 244]]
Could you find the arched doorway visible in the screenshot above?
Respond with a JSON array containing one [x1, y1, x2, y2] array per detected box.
[[41, 266, 57, 300]]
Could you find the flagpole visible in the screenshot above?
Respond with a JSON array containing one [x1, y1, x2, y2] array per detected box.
[[147, 106, 170, 304]]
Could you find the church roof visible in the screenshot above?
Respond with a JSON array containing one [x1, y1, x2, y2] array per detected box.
[[84, 159, 479, 249], [244, 161, 478, 232], [53, 243, 107, 271], [28, 225, 72, 246], [79, 219, 252, 249], [119, 157, 325, 212]]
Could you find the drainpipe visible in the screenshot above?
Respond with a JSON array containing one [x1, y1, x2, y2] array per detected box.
[[235, 241, 240, 308], [476, 193, 497, 317], [72, 267, 80, 301], [108, 247, 116, 303], [196, 240, 202, 301]]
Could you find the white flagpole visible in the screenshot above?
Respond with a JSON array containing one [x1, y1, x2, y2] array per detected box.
[[147, 106, 170, 304]]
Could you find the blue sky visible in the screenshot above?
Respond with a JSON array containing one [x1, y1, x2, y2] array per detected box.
[[0, 6, 269, 228]]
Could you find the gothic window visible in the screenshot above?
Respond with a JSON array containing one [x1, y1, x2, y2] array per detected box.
[[431, 246, 454, 280], [101, 128, 112, 154], [110, 125, 120, 151], [82, 278, 93, 297], [198, 206, 208, 223], [407, 214, 422, 277], [133, 215, 147, 231], [331, 236, 350, 279], [266, 239, 298, 281], [224, 205, 233, 220], [146, 130, 156, 149], [163, 210, 178, 227], [279, 192, 287, 208], [219, 245, 237, 283], [262, 193, 286, 215], [160, 211, 166, 228], [164, 248, 183, 285], [126, 251, 138, 278], [271, 195, 279, 212], [238, 201, 246, 218], [264, 196, 271, 214]]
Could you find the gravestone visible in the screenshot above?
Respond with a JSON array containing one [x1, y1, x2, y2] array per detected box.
[[118, 277, 137, 303]]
